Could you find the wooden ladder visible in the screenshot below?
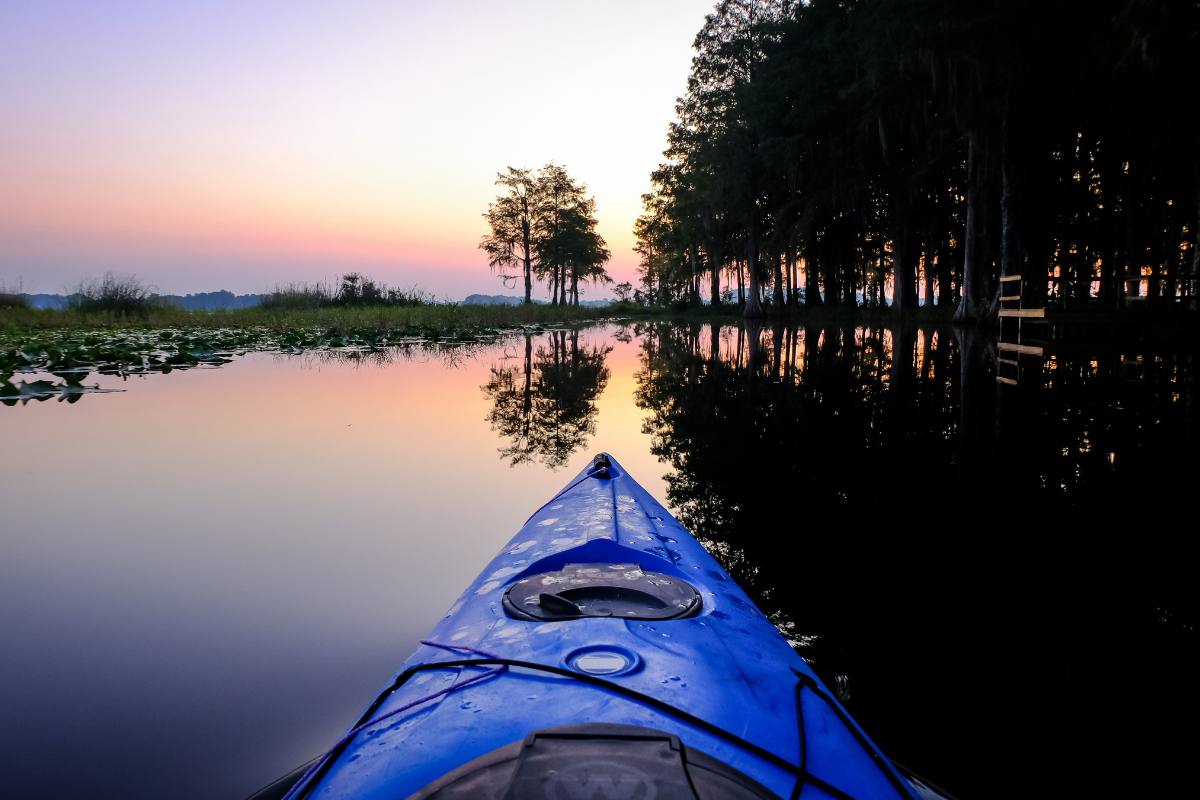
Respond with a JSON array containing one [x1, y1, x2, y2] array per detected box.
[[996, 275, 1044, 385]]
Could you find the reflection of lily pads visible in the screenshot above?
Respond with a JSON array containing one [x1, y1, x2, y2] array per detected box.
[[1, 323, 515, 408], [2, 376, 122, 404]]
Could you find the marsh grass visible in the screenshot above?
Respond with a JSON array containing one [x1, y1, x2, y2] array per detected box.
[[0, 299, 627, 335], [260, 274, 436, 310], [69, 272, 161, 315], [0, 285, 959, 342]]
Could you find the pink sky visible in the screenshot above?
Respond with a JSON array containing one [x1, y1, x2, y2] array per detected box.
[[0, 1, 713, 299]]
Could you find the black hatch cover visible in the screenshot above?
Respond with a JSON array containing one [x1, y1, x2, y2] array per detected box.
[[407, 723, 777, 800], [502, 563, 701, 622]]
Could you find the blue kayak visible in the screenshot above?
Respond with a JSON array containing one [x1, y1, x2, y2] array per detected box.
[[266, 454, 950, 800]]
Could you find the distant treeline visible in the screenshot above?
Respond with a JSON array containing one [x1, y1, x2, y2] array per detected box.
[[635, 0, 1199, 319], [13, 289, 265, 311], [1, 280, 617, 316]]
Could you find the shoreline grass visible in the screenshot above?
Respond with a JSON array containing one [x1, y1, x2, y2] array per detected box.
[[0, 302, 662, 339], [0, 296, 969, 336]]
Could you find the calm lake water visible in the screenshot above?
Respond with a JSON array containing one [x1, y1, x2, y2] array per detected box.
[[1, 322, 1194, 800]]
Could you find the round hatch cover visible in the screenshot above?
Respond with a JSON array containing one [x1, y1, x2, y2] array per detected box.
[[503, 563, 701, 622]]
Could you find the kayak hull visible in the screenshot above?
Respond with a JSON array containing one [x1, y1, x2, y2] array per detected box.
[[286, 456, 918, 800]]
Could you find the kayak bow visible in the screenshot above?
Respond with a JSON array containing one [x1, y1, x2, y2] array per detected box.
[[269, 454, 939, 800]]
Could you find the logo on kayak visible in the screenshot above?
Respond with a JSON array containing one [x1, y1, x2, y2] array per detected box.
[[543, 761, 657, 800]]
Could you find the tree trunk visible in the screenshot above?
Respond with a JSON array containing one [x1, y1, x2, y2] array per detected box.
[[923, 235, 936, 308], [793, 252, 800, 305], [805, 257, 821, 305], [522, 219, 533, 304], [744, 235, 764, 318], [785, 249, 795, 308], [690, 248, 699, 303], [955, 130, 985, 322], [822, 252, 840, 307], [571, 265, 578, 306], [893, 215, 919, 310], [1192, 186, 1200, 311], [711, 255, 721, 307], [937, 221, 951, 306], [772, 252, 785, 310]]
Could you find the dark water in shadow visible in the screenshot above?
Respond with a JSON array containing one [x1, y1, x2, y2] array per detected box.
[[1, 322, 1194, 799], [632, 321, 1196, 799]]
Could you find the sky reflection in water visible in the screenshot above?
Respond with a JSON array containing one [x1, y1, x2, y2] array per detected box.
[[1, 322, 1194, 800]]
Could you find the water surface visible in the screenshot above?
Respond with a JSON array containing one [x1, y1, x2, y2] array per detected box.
[[1, 322, 1194, 800]]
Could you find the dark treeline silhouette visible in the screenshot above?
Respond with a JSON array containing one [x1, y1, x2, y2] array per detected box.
[[481, 164, 613, 306], [633, 320, 1194, 799], [636, 0, 1200, 319], [482, 330, 612, 468]]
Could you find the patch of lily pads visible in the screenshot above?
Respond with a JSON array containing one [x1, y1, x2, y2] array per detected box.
[[0, 324, 515, 406]]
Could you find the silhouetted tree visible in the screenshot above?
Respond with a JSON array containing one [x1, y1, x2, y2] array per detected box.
[[536, 165, 612, 306], [636, 0, 1199, 320], [480, 168, 538, 304]]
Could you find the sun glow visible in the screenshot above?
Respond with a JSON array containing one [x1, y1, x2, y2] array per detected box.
[[0, 1, 714, 297]]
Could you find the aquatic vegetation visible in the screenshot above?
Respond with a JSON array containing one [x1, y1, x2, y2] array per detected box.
[[0, 321, 585, 407], [0, 298, 630, 335]]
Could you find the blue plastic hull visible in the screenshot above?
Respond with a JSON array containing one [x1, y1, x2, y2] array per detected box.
[[287, 456, 919, 800]]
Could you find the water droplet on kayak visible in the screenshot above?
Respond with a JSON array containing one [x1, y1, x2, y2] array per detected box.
[[526, 695, 537, 700], [537, 518, 559, 527], [550, 504, 564, 509]]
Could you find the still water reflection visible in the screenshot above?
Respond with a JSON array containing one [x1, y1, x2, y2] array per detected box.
[[1, 323, 1193, 800]]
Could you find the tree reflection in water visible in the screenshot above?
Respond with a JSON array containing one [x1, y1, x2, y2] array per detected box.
[[634, 320, 1195, 800], [483, 330, 612, 469]]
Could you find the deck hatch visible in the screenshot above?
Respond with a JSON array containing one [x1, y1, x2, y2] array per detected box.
[[502, 563, 701, 621]]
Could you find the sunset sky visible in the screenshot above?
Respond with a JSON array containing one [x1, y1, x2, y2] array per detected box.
[[0, 0, 713, 299]]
